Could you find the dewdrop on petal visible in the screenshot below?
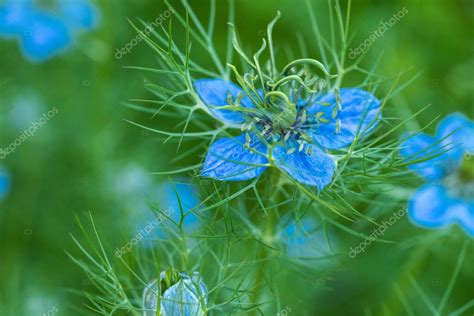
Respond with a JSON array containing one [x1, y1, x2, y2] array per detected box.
[[143, 269, 208, 316]]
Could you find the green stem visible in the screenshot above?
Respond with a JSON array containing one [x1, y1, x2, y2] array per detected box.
[[251, 169, 280, 314]]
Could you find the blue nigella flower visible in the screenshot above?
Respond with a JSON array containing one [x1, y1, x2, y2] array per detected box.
[[400, 113, 474, 236], [194, 79, 382, 191], [143, 270, 208, 316], [0, 167, 11, 200], [0, 0, 99, 62]]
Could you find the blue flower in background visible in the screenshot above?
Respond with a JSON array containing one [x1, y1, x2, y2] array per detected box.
[[143, 270, 208, 316], [20, 11, 71, 62], [59, 0, 100, 30], [7, 91, 44, 129], [134, 181, 202, 244], [0, 0, 31, 37], [0, 0, 99, 62], [280, 216, 337, 262], [195, 79, 382, 191], [0, 167, 11, 200], [400, 113, 474, 236]]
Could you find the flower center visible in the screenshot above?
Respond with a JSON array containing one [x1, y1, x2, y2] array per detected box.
[[248, 106, 318, 155], [460, 155, 474, 182], [444, 155, 474, 201], [160, 268, 181, 295], [238, 59, 334, 155]]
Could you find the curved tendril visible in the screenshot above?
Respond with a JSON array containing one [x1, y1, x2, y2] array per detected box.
[[281, 58, 336, 78], [267, 75, 320, 94], [265, 91, 292, 107]]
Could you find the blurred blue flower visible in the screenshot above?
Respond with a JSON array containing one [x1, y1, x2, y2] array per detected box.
[[139, 182, 202, 241], [0, 167, 11, 200], [58, 0, 100, 31], [400, 113, 474, 236], [280, 216, 337, 262], [7, 91, 44, 129], [20, 11, 71, 62], [0, 0, 32, 37], [0, 0, 99, 62], [143, 270, 208, 316], [195, 79, 382, 191]]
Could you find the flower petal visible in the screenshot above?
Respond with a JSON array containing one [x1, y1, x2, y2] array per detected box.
[[202, 133, 268, 181], [273, 144, 335, 191], [142, 278, 166, 316], [143, 272, 208, 316], [408, 184, 474, 237], [194, 79, 257, 125], [162, 279, 204, 316], [20, 11, 71, 62], [307, 88, 382, 150], [59, 0, 100, 30], [399, 133, 449, 181], [0, 1, 33, 37], [436, 112, 474, 161]]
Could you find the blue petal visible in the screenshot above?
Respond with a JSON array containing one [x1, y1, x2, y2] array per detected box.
[[184, 272, 208, 302], [273, 144, 335, 191], [409, 184, 474, 237], [143, 272, 207, 316], [20, 11, 71, 62], [436, 112, 474, 161], [162, 277, 206, 316], [0, 2, 33, 37], [307, 88, 382, 150], [0, 168, 11, 200], [142, 278, 165, 316], [59, 0, 100, 30], [399, 133, 450, 181], [194, 79, 257, 125], [202, 133, 268, 181]]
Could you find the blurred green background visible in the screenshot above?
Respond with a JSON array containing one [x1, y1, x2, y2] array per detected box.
[[0, 0, 473, 315]]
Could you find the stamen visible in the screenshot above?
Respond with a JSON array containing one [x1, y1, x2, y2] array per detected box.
[[300, 110, 307, 124], [244, 133, 251, 149], [262, 124, 271, 134], [336, 119, 341, 134], [298, 142, 305, 152]]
